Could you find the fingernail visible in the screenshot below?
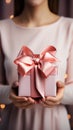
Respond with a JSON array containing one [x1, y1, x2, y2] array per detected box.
[[24, 97, 28, 101]]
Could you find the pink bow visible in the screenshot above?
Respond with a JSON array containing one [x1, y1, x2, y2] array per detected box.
[[14, 45, 58, 98]]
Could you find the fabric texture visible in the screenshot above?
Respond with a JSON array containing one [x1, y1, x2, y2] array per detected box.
[[0, 16, 73, 130]]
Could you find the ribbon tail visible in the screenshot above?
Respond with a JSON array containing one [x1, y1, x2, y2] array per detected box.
[[34, 66, 45, 98]]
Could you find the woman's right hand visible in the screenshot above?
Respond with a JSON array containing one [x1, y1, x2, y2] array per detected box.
[[9, 81, 36, 109]]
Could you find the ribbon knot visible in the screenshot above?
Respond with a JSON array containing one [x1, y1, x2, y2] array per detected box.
[[14, 45, 58, 98], [32, 54, 40, 65]]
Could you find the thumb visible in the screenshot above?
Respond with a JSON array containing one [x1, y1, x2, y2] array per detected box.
[[56, 81, 64, 88]]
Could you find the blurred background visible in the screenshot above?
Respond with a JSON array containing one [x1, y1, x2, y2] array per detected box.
[[0, 0, 73, 19], [0, 0, 73, 130]]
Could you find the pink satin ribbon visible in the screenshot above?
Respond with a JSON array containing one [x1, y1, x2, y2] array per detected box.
[[14, 45, 58, 98]]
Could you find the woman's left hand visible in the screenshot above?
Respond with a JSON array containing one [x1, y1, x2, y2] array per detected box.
[[40, 81, 65, 107]]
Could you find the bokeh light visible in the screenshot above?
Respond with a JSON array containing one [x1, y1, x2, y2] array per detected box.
[[10, 14, 14, 19], [0, 104, 5, 109]]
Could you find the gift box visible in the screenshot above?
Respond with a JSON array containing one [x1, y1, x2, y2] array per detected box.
[[14, 45, 58, 98]]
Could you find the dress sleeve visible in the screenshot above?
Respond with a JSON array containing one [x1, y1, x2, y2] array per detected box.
[[61, 42, 73, 105], [0, 36, 12, 104]]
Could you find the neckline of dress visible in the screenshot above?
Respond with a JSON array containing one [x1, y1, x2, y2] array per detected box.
[[9, 16, 64, 30]]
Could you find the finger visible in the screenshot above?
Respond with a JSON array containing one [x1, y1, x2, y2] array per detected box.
[[45, 100, 60, 106], [12, 81, 19, 88], [13, 101, 30, 107], [19, 98, 36, 108], [21, 102, 35, 108], [13, 101, 35, 109], [56, 81, 64, 93], [45, 94, 62, 103], [9, 92, 28, 102], [56, 81, 64, 88], [13, 97, 35, 105], [12, 99, 28, 104], [40, 101, 54, 108], [56, 81, 64, 100], [21, 104, 35, 109], [41, 98, 59, 106], [28, 97, 36, 103], [45, 93, 63, 103]]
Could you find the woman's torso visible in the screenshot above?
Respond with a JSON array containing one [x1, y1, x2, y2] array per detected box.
[[0, 17, 73, 130]]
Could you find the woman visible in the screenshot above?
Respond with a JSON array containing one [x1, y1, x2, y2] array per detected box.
[[0, 0, 73, 130]]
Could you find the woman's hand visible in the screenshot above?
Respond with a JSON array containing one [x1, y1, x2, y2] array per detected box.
[[40, 81, 65, 108], [9, 81, 36, 109]]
